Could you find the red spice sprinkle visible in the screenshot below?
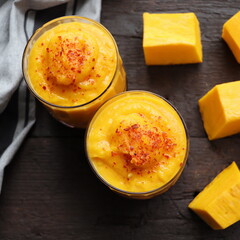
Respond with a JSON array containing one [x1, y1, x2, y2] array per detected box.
[[180, 162, 183, 167], [92, 58, 95, 61], [96, 74, 101, 78], [112, 121, 177, 172], [111, 151, 118, 157], [162, 153, 170, 159], [132, 124, 140, 129], [43, 36, 93, 85], [42, 86, 46, 90], [41, 43, 44, 46], [116, 128, 122, 135]]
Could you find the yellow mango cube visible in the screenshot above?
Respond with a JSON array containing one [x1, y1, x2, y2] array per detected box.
[[222, 11, 240, 63], [143, 12, 203, 65], [199, 81, 240, 140], [189, 162, 240, 230]]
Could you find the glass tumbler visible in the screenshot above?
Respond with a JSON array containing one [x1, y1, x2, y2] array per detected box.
[[86, 91, 189, 199], [23, 16, 126, 128]]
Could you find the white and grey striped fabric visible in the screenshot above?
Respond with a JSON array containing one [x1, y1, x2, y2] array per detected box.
[[0, 0, 101, 192]]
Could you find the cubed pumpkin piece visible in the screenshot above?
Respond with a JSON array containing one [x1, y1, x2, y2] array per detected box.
[[189, 162, 240, 230], [222, 11, 240, 63], [143, 12, 203, 65], [199, 81, 240, 140]]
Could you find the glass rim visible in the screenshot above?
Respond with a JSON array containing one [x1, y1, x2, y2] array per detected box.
[[85, 90, 190, 197], [22, 15, 120, 109]]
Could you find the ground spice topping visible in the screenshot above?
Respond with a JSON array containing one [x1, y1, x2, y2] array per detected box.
[[44, 33, 98, 86], [111, 114, 177, 174]]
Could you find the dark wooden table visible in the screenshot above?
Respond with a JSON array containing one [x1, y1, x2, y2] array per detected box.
[[1, 0, 240, 239]]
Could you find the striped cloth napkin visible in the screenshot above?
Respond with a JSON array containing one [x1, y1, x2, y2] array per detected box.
[[0, 0, 101, 192]]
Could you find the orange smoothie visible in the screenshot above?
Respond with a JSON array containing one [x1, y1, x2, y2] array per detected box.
[[23, 16, 126, 128], [86, 91, 189, 198]]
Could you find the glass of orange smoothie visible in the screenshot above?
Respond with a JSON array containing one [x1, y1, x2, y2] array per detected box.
[[86, 91, 189, 199], [23, 16, 126, 128]]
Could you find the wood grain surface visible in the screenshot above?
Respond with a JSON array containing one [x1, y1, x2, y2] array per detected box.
[[1, 0, 240, 239]]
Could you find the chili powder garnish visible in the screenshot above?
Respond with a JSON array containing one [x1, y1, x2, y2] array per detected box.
[[112, 116, 177, 174]]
